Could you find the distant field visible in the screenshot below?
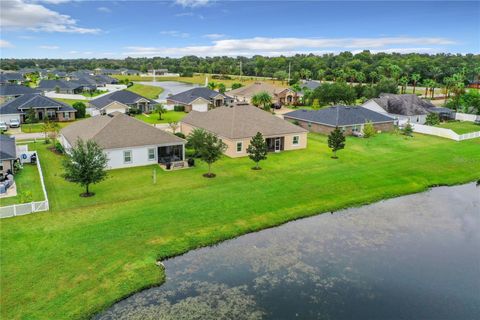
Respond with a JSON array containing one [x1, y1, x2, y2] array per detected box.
[[126, 83, 164, 99]]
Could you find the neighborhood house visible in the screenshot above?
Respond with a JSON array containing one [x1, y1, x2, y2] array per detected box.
[[0, 135, 16, 175], [284, 106, 395, 135], [0, 84, 41, 104], [59, 112, 186, 169], [227, 82, 300, 107], [181, 105, 308, 157], [166, 87, 233, 112], [88, 90, 157, 116]]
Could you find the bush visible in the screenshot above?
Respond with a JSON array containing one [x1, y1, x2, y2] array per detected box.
[[174, 132, 186, 139], [174, 105, 185, 112], [128, 107, 142, 115], [425, 113, 440, 126], [72, 102, 86, 118], [212, 74, 232, 80], [180, 72, 193, 77], [55, 142, 64, 154], [363, 121, 376, 138], [231, 83, 243, 90]]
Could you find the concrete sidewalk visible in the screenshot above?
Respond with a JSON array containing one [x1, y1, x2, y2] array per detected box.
[[11, 132, 45, 141]]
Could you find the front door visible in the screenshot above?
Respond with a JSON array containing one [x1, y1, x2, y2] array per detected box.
[[38, 111, 43, 120], [274, 138, 281, 152]]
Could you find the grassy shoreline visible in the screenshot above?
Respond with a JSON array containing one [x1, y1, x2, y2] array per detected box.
[[1, 133, 479, 319]]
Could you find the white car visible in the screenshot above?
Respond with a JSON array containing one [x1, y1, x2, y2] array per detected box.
[[9, 119, 20, 128], [0, 122, 8, 132]]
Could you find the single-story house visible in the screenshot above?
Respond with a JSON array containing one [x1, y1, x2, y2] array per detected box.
[[0, 135, 16, 175], [301, 80, 321, 91], [37, 79, 85, 94], [166, 87, 233, 112], [0, 72, 24, 85], [0, 93, 76, 123], [120, 69, 141, 76], [227, 82, 300, 107], [93, 75, 119, 86], [362, 93, 454, 125], [468, 80, 480, 89], [284, 106, 395, 135], [94, 68, 121, 75], [181, 105, 308, 158], [0, 84, 41, 104], [147, 69, 169, 76], [88, 90, 157, 116], [60, 112, 186, 169]]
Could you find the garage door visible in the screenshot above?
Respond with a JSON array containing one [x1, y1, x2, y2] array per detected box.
[[191, 103, 208, 112]]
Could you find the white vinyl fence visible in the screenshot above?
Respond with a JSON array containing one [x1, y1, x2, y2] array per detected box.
[[0, 151, 49, 219], [412, 124, 480, 141], [455, 112, 479, 122]]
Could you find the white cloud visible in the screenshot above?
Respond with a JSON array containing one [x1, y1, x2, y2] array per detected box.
[[0, 0, 100, 34], [39, 45, 59, 49], [0, 40, 15, 48], [123, 36, 456, 57], [174, 0, 210, 8], [160, 30, 190, 38], [69, 50, 78, 54], [203, 33, 225, 39], [175, 12, 194, 17], [97, 6, 111, 13]]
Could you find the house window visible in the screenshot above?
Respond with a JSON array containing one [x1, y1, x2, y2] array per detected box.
[[148, 148, 156, 161], [292, 135, 300, 145], [123, 150, 132, 163], [236, 141, 243, 153], [63, 112, 70, 120], [47, 110, 56, 119]]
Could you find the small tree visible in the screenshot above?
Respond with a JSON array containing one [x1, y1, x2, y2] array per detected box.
[[41, 120, 53, 144], [207, 81, 216, 90], [168, 121, 179, 134], [217, 83, 226, 93], [55, 85, 60, 93], [62, 139, 108, 197], [425, 113, 440, 126], [312, 99, 320, 110], [198, 132, 227, 178], [72, 102, 86, 118], [328, 127, 346, 159], [403, 122, 413, 137], [24, 107, 37, 132], [362, 121, 376, 138], [231, 83, 243, 90], [155, 103, 166, 120], [246, 132, 268, 170], [187, 128, 207, 157]]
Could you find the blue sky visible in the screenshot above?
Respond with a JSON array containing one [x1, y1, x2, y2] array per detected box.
[[0, 0, 479, 58]]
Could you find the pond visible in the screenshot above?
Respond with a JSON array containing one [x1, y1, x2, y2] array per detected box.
[[137, 81, 199, 101], [96, 183, 480, 319]]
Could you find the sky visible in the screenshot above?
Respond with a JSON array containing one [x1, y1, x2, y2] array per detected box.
[[0, 0, 479, 59]]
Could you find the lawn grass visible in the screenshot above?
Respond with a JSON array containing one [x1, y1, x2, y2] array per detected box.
[[436, 120, 480, 134], [1, 133, 479, 319], [53, 98, 88, 106], [135, 111, 187, 124], [126, 83, 164, 99], [21, 122, 73, 133], [0, 163, 44, 206], [80, 90, 104, 98]]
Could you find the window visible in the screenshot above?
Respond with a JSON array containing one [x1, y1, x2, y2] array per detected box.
[[292, 135, 300, 145], [123, 150, 132, 163], [236, 141, 243, 153], [47, 110, 56, 119], [148, 148, 156, 161], [63, 112, 70, 120]]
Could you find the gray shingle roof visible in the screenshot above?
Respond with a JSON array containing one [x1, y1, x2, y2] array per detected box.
[[182, 105, 307, 139], [0, 94, 75, 115], [284, 106, 394, 127], [372, 94, 437, 116], [301, 80, 321, 91], [61, 112, 185, 149], [89, 90, 156, 110], [38, 79, 83, 90], [168, 87, 227, 105], [0, 84, 40, 97], [0, 73, 24, 82], [0, 135, 16, 160]]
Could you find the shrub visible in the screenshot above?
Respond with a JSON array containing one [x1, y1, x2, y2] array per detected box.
[[55, 142, 64, 154], [231, 83, 243, 90], [363, 121, 376, 138], [128, 107, 142, 115], [72, 102, 87, 118], [174, 132, 186, 139], [174, 105, 185, 112], [425, 113, 440, 126]]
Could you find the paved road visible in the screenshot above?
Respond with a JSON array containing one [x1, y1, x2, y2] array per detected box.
[[137, 81, 199, 102]]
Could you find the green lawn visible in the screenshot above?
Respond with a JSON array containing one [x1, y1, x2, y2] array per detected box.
[[436, 121, 480, 134], [126, 83, 164, 99], [1, 133, 479, 319], [135, 111, 186, 124], [80, 90, 104, 98], [53, 98, 87, 106], [21, 122, 74, 133], [0, 163, 44, 206]]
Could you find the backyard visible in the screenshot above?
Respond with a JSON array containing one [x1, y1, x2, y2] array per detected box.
[[21, 121, 73, 133], [1, 133, 479, 319], [436, 120, 480, 134], [135, 110, 186, 124], [0, 163, 44, 206], [126, 83, 164, 99]]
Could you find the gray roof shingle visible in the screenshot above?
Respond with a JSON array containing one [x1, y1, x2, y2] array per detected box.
[[372, 94, 437, 116], [0, 135, 16, 160], [284, 106, 395, 127], [0, 84, 40, 97], [89, 90, 156, 110], [168, 87, 227, 105], [0, 94, 75, 115]]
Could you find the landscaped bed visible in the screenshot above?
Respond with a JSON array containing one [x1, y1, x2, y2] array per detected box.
[[436, 120, 480, 134], [135, 110, 186, 124], [0, 163, 44, 206], [1, 133, 479, 319]]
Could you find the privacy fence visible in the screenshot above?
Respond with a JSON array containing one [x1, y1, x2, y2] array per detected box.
[[0, 151, 49, 219], [412, 124, 480, 141]]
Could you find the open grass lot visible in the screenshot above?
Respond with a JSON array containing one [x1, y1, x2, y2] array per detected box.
[[0, 163, 44, 206], [21, 121, 73, 133], [1, 133, 479, 319], [436, 120, 480, 134], [114, 73, 287, 88], [135, 111, 186, 124], [126, 83, 164, 99]]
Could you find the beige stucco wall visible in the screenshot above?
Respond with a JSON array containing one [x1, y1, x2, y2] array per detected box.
[[103, 101, 128, 114], [181, 122, 307, 158]]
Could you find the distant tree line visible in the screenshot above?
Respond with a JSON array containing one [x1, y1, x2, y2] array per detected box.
[[1, 51, 479, 84]]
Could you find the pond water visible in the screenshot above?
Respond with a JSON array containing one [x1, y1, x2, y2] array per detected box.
[[138, 81, 199, 101], [96, 183, 480, 320]]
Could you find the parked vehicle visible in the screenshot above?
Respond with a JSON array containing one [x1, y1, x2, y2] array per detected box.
[[0, 122, 8, 132], [9, 119, 20, 128]]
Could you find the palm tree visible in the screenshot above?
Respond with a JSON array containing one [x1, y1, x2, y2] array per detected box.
[[155, 103, 166, 120], [252, 91, 272, 112], [399, 76, 409, 94], [411, 73, 421, 94], [207, 81, 216, 90]]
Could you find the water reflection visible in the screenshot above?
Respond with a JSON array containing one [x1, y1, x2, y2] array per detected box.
[[97, 184, 480, 320]]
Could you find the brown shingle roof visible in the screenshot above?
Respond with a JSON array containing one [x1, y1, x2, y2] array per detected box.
[[181, 105, 307, 139], [61, 112, 185, 149]]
